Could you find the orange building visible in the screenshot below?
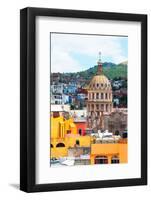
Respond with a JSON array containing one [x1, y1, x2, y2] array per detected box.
[[90, 140, 127, 164], [74, 119, 87, 136]]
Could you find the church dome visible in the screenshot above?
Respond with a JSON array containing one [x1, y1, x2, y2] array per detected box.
[[88, 74, 111, 90]]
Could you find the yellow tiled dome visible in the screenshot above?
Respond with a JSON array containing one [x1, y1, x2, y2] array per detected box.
[[88, 74, 111, 90]]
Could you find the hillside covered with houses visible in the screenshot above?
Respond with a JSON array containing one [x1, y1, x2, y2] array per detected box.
[[50, 61, 127, 110]]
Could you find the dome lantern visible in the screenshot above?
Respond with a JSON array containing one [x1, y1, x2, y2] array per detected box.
[[96, 51, 103, 75]]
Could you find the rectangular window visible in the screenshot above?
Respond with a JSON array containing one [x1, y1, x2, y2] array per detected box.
[[101, 104, 104, 111], [106, 104, 108, 112]]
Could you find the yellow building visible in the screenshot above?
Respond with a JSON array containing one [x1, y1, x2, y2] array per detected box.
[[50, 112, 127, 164], [50, 113, 91, 159], [90, 141, 127, 164]]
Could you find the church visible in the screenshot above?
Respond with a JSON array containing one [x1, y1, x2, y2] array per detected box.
[[86, 52, 127, 135]]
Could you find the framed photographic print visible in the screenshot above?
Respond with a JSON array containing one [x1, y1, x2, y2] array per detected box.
[[20, 7, 147, 192]]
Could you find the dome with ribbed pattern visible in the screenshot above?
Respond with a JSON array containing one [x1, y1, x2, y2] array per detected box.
[[88, 74, 111, 90]]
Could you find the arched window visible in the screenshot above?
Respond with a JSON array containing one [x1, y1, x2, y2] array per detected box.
[[76, 140, 80, 146], [56, 143, 65, 148], [78, 129, 82, 135], [51, 144, 53, 148], [96, 104, 99, 110], [101, 104, 104, 111], [95, 156, 108, 164], [111, 156, 120, 164]]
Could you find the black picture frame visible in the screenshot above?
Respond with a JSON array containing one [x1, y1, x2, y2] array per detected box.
[[20, 7, 147, 192]]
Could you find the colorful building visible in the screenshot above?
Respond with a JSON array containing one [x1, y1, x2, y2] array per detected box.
[[50, 53, 127, 166], [73, 119, 87, 136], [90, 141, 127, 164], [50, 112, 127, 165], [50, 112, 91, 159]]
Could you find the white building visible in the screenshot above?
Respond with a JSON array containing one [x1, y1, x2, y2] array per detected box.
[[51, 83, 69, 105]]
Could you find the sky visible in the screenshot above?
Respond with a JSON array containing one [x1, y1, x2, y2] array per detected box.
[[51, 33, 128, 73]]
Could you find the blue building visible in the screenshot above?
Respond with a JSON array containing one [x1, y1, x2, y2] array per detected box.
[[63, 84, 77, 94]]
